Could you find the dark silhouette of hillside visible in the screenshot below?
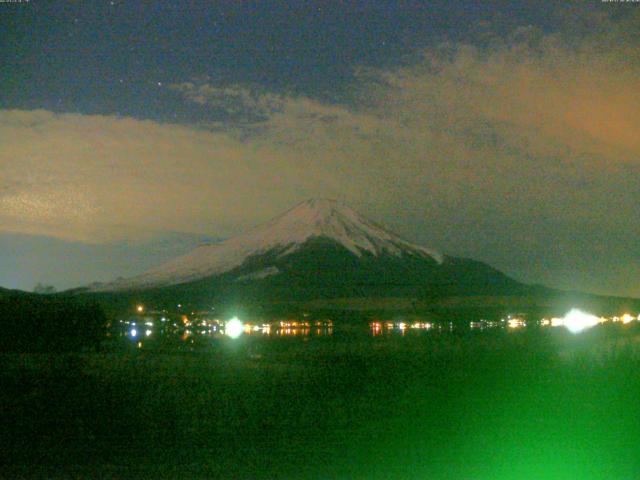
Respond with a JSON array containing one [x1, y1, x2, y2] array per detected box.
[[0, 290, 106, 352]]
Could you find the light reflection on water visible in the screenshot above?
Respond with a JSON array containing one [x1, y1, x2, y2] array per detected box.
[[116, 318, 503, 344], [114, 320, 478, 351], [112, 318, 337, 349], [109, 310, 640, 351], [370, 321, 438, 336]]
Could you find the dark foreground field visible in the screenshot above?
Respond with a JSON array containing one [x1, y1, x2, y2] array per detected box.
[[2, 326, 640, 479]]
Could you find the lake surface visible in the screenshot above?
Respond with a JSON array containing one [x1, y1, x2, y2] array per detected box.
[[2, 320, 640, 479]]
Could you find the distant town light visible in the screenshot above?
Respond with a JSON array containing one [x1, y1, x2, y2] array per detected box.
[[130, 328, 137, 337], [563, 309, 599, 334], [508, 318, 525, 329], [621, 313, 635, 325], [145, 329, 152, 336], [225, 317, 244, 339], [136, 305, 144, 313]]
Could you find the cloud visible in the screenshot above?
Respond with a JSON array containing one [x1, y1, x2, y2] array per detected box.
[[1, 11, 639, 295], [169, 82, 284, 121], [0, 109, 357, 243], [172, 22, 639, 236], [166, 15, 640, 295]]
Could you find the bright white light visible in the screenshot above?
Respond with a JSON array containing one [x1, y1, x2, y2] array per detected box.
[[130, 328, 137, 337], [145, 329, 152, 336], [562, 309, 599, 334], [508, 318, 525, 329], [551, 317, 564, 327], [621, 313, 634, 325], [225, 317, 244, 339]]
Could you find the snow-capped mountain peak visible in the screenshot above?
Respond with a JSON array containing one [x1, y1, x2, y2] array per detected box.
[[93, 198, 442, 290], [258, 198, 441, 259]]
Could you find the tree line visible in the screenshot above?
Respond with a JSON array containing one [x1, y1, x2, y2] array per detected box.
[[0, 291, 106, 352]]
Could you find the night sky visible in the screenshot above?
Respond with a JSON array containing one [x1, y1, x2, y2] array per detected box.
[[1, 0, 638, 296]]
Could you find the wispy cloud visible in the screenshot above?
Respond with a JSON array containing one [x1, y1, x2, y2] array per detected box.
[[1, 11, 639, 295], [0, 109, 347, 242]]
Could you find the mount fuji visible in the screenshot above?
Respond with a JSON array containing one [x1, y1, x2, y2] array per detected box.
[[89, 199, 527, 303]]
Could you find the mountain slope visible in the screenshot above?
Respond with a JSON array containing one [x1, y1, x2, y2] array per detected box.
[[81, 199, 640, 313], [93, 199, 444, 291], [86, 198, 533, 307]]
